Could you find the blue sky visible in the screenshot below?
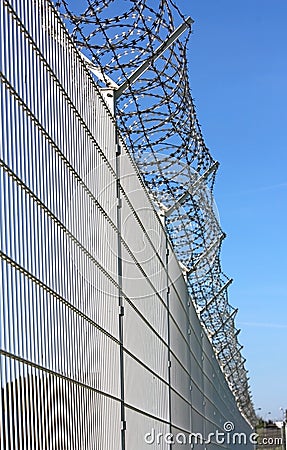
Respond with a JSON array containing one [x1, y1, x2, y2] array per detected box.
[[176, 0, 287, 419]]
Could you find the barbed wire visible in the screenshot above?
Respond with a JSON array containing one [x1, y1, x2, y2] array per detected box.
[[56, 0, 256, 425]]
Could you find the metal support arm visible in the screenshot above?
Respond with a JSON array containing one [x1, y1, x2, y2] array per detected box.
[[211, 308, 238, 338], [200, 278, 233, 314], [165, 161, 219, 218], [188, 232, 226, 275], [115, 17, 193, 99]]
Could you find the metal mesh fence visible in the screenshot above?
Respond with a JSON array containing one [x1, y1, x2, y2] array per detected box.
[[1, 0, 254, 448]]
